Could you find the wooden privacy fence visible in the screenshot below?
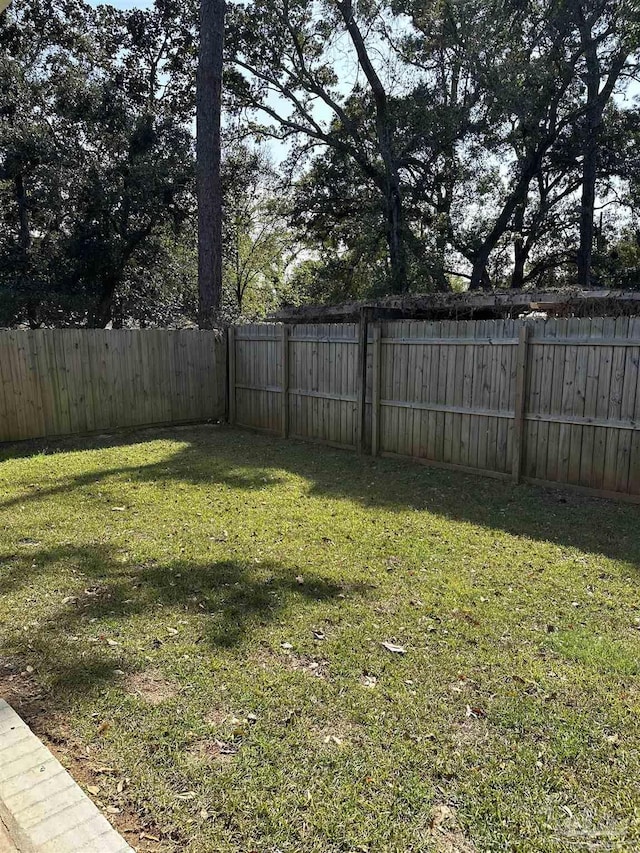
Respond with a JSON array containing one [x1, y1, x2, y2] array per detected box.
[[0, 329, 226, 442], [229, 318, 640, 500], [2, 319, 640, 501]]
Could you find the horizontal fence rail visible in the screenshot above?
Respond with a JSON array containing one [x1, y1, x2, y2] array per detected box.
[[230, 317, 640, 501], [0, 329, 226, 442]]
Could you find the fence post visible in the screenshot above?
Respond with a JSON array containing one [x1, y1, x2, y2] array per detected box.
[[356, 308, 369, 454], [371, 323, 381, 456], [280, 324, 289, 438], [227, 326, 236, 425], [511, 323, 530, 483]]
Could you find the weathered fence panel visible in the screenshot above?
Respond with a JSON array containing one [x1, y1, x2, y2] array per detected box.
[[231, 318, 640, 500], [0, 329, 225, 442], [4, 320, 640, 500], [231, 324, 282, 434], [230, 322, 359, 448], [523, 316, 640, 495], [374, 320, 518, 475]]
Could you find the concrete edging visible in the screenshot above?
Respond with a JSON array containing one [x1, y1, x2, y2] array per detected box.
[[0, 700, 132, 852]]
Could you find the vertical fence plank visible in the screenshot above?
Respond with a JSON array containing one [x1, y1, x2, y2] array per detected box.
[[511, 324, 530, 483], [281, 324, 289, 438], [227, 326, 236, 426], [356, 312, 368, 454], [371, 324, 381, 456]]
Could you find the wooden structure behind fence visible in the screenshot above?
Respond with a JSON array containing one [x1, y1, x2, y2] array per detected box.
[[230, 318, 640, 500], [0, 329, 226, 442]]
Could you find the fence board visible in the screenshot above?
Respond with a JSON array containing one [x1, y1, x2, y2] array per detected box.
[[0, 330, 225, 442]]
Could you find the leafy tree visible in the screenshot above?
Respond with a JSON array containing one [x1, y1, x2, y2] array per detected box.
[[221, 144, 294, 318], [0, 0, 196, 327]]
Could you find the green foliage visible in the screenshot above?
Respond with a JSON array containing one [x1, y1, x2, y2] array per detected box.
[[230, 0, 640, 293], [1, 0, 639, 323], [0, 0, 197, 327], [221, 143, 295, 321]]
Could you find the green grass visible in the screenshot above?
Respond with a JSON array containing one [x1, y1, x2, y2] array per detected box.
[[1, 425, 639, 852]]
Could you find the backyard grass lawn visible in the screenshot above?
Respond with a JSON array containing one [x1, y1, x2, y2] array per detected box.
[[1, 426, 639, 853]]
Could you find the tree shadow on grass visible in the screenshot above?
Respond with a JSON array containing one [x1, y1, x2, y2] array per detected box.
[[1, 424, 639, 569], [0, 541, 368, 724]]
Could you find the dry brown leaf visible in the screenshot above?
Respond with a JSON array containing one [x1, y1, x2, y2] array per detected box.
[[381, 641, 406, 654]]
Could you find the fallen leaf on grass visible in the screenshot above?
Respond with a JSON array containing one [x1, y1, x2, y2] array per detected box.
[[465, 705, 487, 719], [175, 791, 197, 801], [96, 721, 111, 735], [86, 785, 101, 796], [106, 806, 121, 814], [381, 641, 406, 654]]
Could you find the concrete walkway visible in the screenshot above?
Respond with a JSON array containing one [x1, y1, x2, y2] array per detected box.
[[0, 700, 132, 852]]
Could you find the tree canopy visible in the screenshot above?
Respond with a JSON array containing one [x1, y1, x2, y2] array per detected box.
[[0, 0, 639, 327]]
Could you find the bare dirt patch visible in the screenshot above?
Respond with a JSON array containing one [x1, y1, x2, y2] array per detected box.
[[429, 804, 478, 853], [451, 716, 490, 750], [255, 646, 329, 679], [187, 738, 237, 764], [125, 670, 178, 705], [0, 664, 45, 719]]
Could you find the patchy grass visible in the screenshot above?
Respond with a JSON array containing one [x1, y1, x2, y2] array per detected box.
[[0, 425, 639, 852]]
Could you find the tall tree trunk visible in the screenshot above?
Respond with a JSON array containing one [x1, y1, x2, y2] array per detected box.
[[469, 143, 550, 289], [337, 0, 408, 293], [511, 201, 527, 289], [576, 117, 599, 288], [196, 0, 224, 329], [385, 175, 408, 293], [570, 0, 628, 288], [14, 172, 39, 326], [576, 45, 601, 289], [15, 172, 30, 258], [89, 277, 117, 328]]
